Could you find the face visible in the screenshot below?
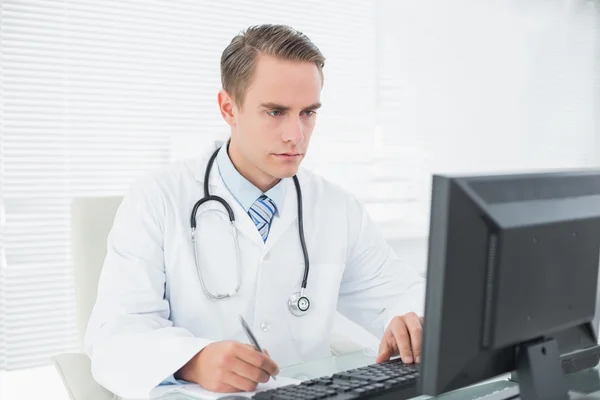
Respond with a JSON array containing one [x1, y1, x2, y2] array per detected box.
[[218, 54, 322, 190]]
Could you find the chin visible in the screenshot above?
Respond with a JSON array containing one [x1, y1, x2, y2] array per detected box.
[[272, 165, 299, 179], [267, 157, 302, 178], [274, 169, 298, 179]]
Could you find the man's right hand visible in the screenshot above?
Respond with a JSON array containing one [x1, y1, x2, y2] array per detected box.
[[175, 341, 280, 393]]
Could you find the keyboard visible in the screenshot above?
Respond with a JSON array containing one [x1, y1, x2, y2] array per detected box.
[[252, 357, 419, 400]]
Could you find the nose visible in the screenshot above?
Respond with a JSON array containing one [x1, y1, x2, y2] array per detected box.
[[281, 116, 304, 145]]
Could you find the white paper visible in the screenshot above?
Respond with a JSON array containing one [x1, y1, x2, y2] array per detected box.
[[150, 376, 300, 400]]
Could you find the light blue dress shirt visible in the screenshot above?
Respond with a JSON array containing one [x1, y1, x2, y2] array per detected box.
[[214, 143, 287, 216], [159, 144, 287, 386]]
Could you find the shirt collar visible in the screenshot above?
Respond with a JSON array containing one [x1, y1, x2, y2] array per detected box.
[[215, 143, 287, 216]]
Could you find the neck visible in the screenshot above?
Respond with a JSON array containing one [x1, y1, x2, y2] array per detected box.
[[227, 140, 280, 193]]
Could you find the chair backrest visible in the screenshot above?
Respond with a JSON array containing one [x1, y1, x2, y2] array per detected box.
[[71, 196, 123, 348]]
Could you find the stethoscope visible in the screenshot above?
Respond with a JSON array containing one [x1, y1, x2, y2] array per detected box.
[[190, 144, 311, 316]]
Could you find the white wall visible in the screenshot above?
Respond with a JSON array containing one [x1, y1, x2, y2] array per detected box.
[[376, 0, 599, 241]]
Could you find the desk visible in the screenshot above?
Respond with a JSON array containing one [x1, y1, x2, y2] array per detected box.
[[154, 349, 600, 399], [280, 348, 600, 399]]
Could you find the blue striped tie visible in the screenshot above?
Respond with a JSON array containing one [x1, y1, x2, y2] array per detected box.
[[248, 195, 277, 242]]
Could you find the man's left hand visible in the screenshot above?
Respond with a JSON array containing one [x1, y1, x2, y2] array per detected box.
[[376, 312, 424, 364]]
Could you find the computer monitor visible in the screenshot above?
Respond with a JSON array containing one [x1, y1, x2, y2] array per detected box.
[[419, 171, 600, 400]]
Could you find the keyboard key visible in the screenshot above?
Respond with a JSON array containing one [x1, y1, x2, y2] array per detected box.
[[332, 373, 350, 380], [272, 395, 296, 400], [252, 394, 272, 399]]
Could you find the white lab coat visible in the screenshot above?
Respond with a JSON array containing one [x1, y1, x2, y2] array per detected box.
[[84, 145, 426, 399]]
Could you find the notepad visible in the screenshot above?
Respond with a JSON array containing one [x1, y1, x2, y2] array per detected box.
[[150, 376, 300, 400]]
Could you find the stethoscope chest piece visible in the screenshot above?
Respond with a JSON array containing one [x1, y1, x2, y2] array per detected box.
[[288, 291, 311, 316]]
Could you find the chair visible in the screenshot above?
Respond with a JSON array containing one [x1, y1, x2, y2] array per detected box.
[[51, 196, 123, 400], [52, 196, 373, 400]]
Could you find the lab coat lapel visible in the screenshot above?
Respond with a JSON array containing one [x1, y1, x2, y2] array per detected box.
[[264, 178, 298, 253], [194, 154, 264, 247]]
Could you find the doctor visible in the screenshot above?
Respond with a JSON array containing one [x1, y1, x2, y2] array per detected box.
[[85, 24, 425, 399]]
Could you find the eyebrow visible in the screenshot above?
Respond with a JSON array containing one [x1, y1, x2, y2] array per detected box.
[[259, 102, 322, 111]]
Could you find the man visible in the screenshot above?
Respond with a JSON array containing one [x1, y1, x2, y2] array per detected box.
[[85, 24, 425, 399]]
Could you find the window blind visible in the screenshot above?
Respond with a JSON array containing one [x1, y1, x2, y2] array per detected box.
[[0, 0, 382, 370], [0, 0, 177, 369]]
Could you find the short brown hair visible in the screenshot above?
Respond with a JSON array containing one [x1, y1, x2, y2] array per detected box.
[[220, 24, 325, 107]]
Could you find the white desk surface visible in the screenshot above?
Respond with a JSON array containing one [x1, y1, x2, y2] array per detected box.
[[153, 348, 600, 399]]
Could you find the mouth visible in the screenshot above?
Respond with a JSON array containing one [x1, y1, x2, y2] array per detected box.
[[274, 153, 303, 159]]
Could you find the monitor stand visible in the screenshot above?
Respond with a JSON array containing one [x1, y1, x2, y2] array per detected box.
[[507, 338, 598, 400]]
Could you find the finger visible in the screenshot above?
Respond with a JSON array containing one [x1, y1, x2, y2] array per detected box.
[[263, 349, 276, 373], [209, 381, 238, 393], [390, 318, 413, 364], [404, 314, 423, 363], [231, 358, 270, 384], [376, 344, 392, 363], [236, 344, 279, 377], [222, 370, 259, 392], [376, 333, 396, 363]]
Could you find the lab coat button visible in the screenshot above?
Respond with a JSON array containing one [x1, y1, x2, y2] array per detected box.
[[260, 320, 271, 332]]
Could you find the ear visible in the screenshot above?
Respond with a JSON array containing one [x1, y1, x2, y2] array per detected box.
[[218, 89, 237, 127]]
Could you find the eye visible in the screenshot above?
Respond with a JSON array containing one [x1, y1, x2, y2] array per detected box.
[[302, 110, 316, 117], [268, 110, 283, 117]]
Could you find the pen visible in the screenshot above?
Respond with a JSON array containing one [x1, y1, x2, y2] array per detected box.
[[239, 315, 276, 380]]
